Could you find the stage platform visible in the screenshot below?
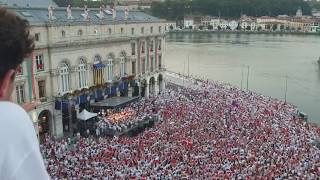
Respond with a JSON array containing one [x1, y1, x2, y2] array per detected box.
[[90, 96, 139, 109]]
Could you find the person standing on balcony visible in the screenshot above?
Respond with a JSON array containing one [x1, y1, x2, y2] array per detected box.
[[0, 7, 50, 179]]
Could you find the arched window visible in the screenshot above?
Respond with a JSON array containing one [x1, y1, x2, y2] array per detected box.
[[120, 55, 125, 77], [61, 30, 66, 38], [158, 39, 162, 50], [107, 55, 113, 81], [150, 40, 154, 52], [93, 55, 105, 85], [78, 58, 87, 88], [59, 62, 70, 93]]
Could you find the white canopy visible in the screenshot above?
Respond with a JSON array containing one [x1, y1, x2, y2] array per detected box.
[[77, 109, 97, 121]]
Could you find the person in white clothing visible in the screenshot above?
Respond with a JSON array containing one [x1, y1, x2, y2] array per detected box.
[[0, 7, 50, 179]]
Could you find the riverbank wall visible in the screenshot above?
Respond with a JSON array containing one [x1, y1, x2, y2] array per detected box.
[[168, 30, 320, 36]]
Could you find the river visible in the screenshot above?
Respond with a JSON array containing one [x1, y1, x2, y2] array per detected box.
[[165, 32, 320, 124]]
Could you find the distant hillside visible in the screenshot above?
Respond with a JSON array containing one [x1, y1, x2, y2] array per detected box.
[[308, 1, 320, 9], [151, 0, 312, 20]]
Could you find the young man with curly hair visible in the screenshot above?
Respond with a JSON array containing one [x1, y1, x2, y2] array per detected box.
[[0, 7, 50, 179]]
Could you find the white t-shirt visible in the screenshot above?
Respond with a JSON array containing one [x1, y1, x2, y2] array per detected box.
[[0, 101, 50, 180]]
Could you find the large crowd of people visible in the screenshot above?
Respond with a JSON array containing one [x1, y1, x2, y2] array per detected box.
[[40, 76, 320, 179], [95, 98, 160, 135]]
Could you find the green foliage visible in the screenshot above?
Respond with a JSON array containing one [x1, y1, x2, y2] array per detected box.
[[272, 24, 278, 31], [151, 0, 311, 20], [236, 24, 242, 30], [257, 26, 262, 31]]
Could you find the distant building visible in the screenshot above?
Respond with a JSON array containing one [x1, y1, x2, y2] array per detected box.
[[228, 20, 238, 30], [240, 19, 257, 31], [165, 22, 176, 31], [296, 7, 303, 17], [184, 16, 194, 29]]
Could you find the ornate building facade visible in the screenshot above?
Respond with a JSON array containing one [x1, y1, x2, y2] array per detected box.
[[6, 2, 167, 139]]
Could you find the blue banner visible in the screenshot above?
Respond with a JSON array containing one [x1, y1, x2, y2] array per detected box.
[[93, 63, 105, 69], [56, 100, 69, 110], [79, 94, 87, 103], [111, 86, 117, 95]]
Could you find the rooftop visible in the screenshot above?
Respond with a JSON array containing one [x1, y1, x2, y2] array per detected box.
[[9, 7, 163, 26], [0, 0, 56, 8]]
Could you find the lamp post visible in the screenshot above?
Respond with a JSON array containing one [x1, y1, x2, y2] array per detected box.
[[240, 65, 244, 90], [284, 75, 288, 103], [246, 65, 249, 91]]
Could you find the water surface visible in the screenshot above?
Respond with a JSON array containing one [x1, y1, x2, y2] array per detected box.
[[166, 32, 320, 124]]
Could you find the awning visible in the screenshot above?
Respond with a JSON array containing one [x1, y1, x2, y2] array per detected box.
[[77, 109, 97, 121]]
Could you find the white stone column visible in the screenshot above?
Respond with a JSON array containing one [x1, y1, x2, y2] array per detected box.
[[161, 79, 165, 91], [155, 81, 159, 95], [145, 83, 149, 98], [53, 112, 63, 138], [128, 87, 133, 97]]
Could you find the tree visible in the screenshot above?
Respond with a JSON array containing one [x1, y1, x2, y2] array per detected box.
[[150, 0, 312, 21], [236, 24, 242, 31], [208, 25, 213, 30], [217, 25, 222, 31], [272, 24, 278, 31], [257, 26, 262, 31]]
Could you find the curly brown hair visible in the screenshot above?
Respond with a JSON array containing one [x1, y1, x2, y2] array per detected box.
[[0, 7, 34, 79]]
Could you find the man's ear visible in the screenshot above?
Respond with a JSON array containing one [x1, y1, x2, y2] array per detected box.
[[0, 69, 15, 100]]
